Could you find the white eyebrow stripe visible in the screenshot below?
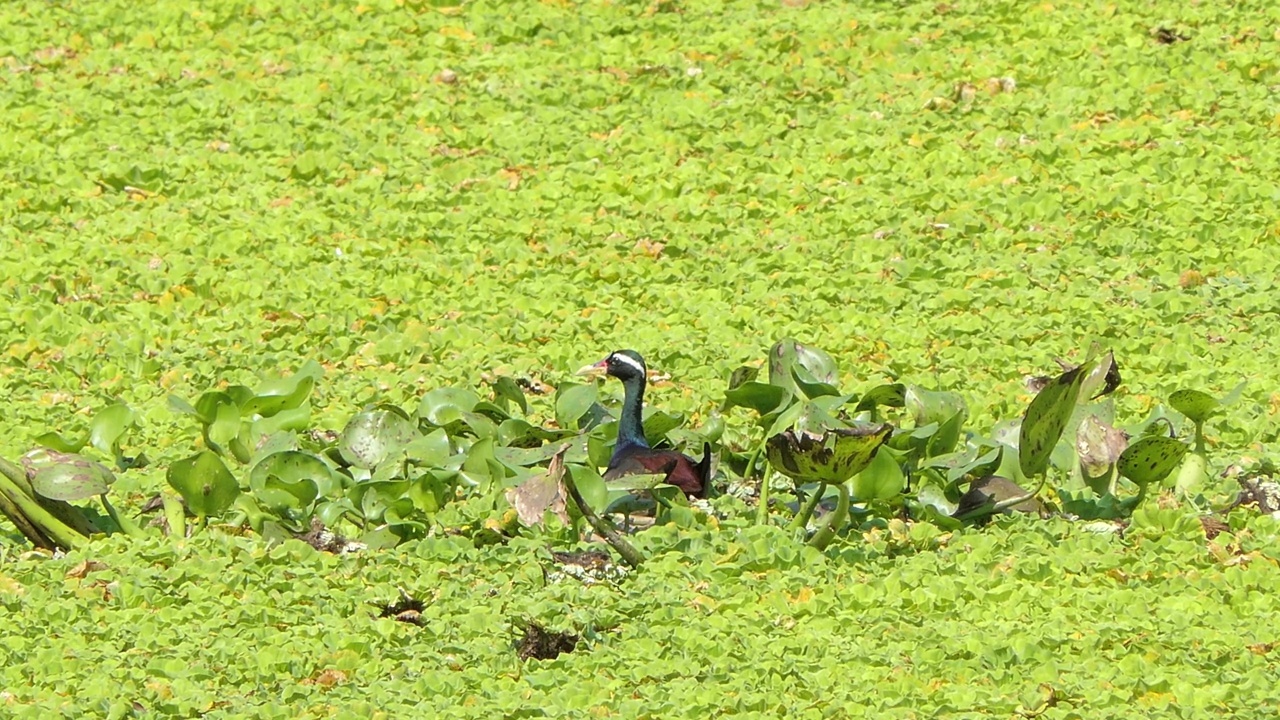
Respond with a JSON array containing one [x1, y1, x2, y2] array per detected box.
[[611, 353, 644, 373]]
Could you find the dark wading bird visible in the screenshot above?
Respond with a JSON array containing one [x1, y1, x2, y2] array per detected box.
[[577, 350, 712, 498]]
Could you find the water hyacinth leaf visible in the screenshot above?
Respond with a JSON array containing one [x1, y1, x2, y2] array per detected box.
[[726, 365, 759, 392], [905, 386, 967, 428], [257, 475, 319, 517], [24, 451, 114, 501], [916, 483, 958, 516], [768, 339, 838, 397], [555, 384, 598, 430], [642, 410, 685, 441], [928, 411, 964, 457], [88, 403, 136, 458], [167, 451, 240, 517], [208, 400, 243, 450], [1018, 358, 1097, 478], [249, 403, 312, 440], [338, 408, 419, 470], [403, 428, 454, 468], [241, 375, 314, 419], [855, 383, 907, 413], [194, 391, 237, 425], [566, 463, 607, 515], [1168, 389, 1219, 424], [1117, 436, 1188, 487], [34, 431, 86, 454], [790, 366, 841, 399], [852, 448, 905, 501], [953, 476, 1042, 518], [724, 381, 791, 415], [1076, 414, 1128, 478], [491, 376, 529, 415], [1077, 351, 1120, 400], [471, 401, 511, 422], [766, 424, 893, 484], [250, 451, 341, 497], [417, 387, 481, 427], [167, 394, 199, 417]]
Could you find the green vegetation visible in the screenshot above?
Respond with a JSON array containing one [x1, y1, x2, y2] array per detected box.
[[3, 0, 1280, 716]]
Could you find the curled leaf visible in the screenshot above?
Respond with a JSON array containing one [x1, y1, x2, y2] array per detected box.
[[766, 424, 893, 484]]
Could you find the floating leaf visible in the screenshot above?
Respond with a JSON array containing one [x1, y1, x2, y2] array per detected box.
[[1117, 436, 1188, 487], [1168, 389, 1218, 425], [166, 451, 240, 517], [1018, 358, 1097, 478], [338, 408, 419, 470], [766, 424, 893, 484]]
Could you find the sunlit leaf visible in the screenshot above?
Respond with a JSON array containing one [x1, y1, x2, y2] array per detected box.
[[166, 451, 240, 517]]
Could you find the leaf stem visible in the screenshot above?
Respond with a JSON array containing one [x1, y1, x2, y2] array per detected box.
[[755, 465, 774, 526], [788, 482, 826, 533], [561, 461, 646, 568], [807, 482, 849, 550]]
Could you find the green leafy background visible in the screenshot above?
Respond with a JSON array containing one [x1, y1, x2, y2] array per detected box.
[[3, 0, 1280, 715]]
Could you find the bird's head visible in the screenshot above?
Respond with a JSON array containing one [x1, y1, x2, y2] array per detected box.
[[577, 350, 647, 382]]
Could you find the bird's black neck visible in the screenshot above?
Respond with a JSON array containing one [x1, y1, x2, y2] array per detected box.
[[617, 374, 650, 450]]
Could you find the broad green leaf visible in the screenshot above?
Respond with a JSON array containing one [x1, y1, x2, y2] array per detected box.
[[491, 376, 529, 415], [87, 404, 133, 459], [555, 383, 598, 429], [250, 451, 341, 497], [726, 365, 759, 392], [241, 372, 316, 418], [1018, 359, 1097, 478], [167, 451, 240, 517], [724, 381, 791, 415], [642, 409, 685, 441], [22, 450, 114, 501], [855, 383, 906, 413], [567, 463, 607, 515], [34, 432, 86, 453], [852, 447, 905, 501], [1168, 389, 1218, 424], [768, 339, 837, 396], [790, 366, 840, 399], [1117, 436, 1188, 487], [338, 408, 419, 470], [766, 424, 893, 484], [417, 387, 481, 427], [905, 386, 967, 428]]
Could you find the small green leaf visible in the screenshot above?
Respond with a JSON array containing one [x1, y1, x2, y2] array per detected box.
[[166, 451, 240, 517], [1168, 389, 1219, 424], [34, 432, 87, 453], [1117, 436, 1188, 487]]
